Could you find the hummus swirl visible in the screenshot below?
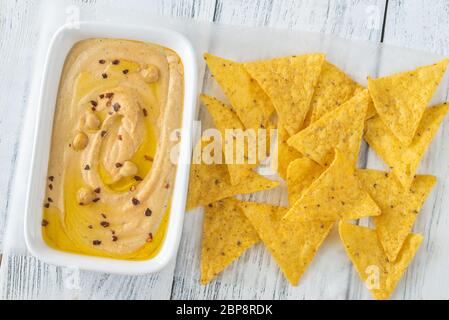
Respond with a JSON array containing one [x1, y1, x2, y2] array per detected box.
[[42, 39, 184, 260]]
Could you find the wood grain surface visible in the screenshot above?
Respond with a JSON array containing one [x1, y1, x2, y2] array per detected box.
[[1, 0, 449, 299]]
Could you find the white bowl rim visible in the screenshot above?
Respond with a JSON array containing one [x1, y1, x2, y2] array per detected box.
[[23, 21, 198, 275]]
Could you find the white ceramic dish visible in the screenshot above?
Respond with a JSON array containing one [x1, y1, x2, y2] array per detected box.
[[24, 22, 198, 275]]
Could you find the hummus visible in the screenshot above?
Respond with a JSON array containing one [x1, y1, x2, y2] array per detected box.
[[42, 38, 184, 260]]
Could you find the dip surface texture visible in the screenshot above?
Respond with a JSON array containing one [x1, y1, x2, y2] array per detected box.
[[42, 38, 184, 260]]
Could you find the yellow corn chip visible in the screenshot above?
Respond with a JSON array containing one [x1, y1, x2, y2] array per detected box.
[[286, 157, 325, 206], [204, 53, 274, 130], [287, 89, 369, 167], [309, 61, 363, 123], [368, 59, 449, 145], [200, 94, 257, 185], [284, 149, 380, 222], [245, 53, 325, 136], [201, 198, 259, 284], [356, 169, 435, 262], [365, 103, 449, 188], [275, 124, 301, 180], [339, 222, 423, 300], [238, 201, 333, 285], [186, 162, 278, 211]]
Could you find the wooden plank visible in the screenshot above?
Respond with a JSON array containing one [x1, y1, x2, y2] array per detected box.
[[383, 0, 449, 56], [0, 0, 43, 250], [171, 0, 387, 299]]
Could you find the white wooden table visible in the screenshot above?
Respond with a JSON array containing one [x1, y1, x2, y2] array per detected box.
[[1, 0, 449, 299]]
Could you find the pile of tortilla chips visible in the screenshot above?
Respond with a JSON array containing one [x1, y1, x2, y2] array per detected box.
[[186, 52, 449, 300]]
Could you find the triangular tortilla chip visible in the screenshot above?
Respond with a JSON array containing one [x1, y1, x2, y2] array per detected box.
[[286, 157, 325, 206], [356, 169, 435, 261], [201, 198, 259, 284], [274, 124, 301, 180], [200, 94, 257, 185], [284, 149, 380, 221], [204, 53, 274, 130], [186, 161, 278, 211], [308, 61, 363, 123], [368, 59, 448, 145], [245, 54, 325, 136], [339, 222, 423, 300], [287, 89, 369, 167], [365, 103, 449, 188], [238, 201, 333, 285]]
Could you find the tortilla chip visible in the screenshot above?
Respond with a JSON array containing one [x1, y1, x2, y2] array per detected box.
[[356, 169, 435, 261], [286, 157, 325, 206], [284, 149, 380, 222], [308, 61, 363, 123], [365, 103, 449, 188], [204, 53, 274, 130], [238, 201, 333, 285], [186, 161, 279, 211], [275, 124, 301, 180], [245, 54, 325, 136], [287, 89, 369, 167], [368, 59, 449, 145], [339, 222, 423, 300], [200, 94, 258, 185], [201, 198, 259, 284]]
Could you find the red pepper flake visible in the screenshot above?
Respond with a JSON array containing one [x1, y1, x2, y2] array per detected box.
[[90, 100, 98, 107], [144, 155, 153, 161], [112, 59, 120, 65], [115, 162, 123, 168], [164, 183, 170, 189], [88, 225, 93, 229], [100, 221, 110, 228], [101, 213, 107, 219], [146, 233, 153, 243], [132, 198, 140, 205], [48, 184, 53, 190], [84, 164, 90, 170], [105, 92, 114, 99], [94, 187, 101, 193], [144, 208, 152, 216], [102, 73, 108, 79], [48, 176, 54, 181], [41, 219, 49, 227], [134, 176, 143, 181], [142, 108, 148, 117], [101, 130, 107, 137], [112, 235, 118, 242], [117, 134, 123, 141], [122, 69, 129, 74], [113, 103, 121, 112], [47, 197, 53, 203], [92, 197, 100, 203], [99, 94, 105, 99], [99, 59, 106, 64], [79, 202, 85, 206], [44, 203, 50, 208], [92, 240, 102, 246], [91, 106, 96, 112]]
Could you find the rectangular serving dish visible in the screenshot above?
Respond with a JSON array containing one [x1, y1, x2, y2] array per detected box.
[[24, 21, 198, 275]]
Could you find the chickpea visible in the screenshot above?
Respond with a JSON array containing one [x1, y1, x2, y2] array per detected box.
[[77, 187, 96, 205], [72, 132, 88, 151], [119, 160, 138, 177], [85, 112, 101, 131], [140, 65, 159, 83]]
